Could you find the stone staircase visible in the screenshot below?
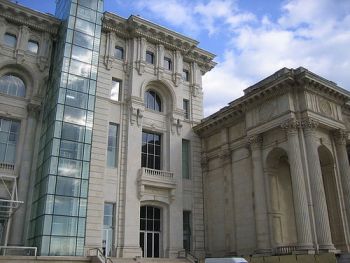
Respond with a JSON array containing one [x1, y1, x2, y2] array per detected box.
[[110, 258, 191, 263]]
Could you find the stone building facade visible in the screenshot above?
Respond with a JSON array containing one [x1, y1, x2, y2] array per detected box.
[[0, 0, 215, 259], [194, 67, 350, 257]]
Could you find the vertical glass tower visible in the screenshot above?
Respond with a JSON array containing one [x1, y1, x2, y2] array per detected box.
[[28, 0, 103, 256]]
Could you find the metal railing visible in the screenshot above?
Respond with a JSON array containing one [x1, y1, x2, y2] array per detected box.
[[141, 167, 174, 179], [0, 246, 37, 256], [88, 248, 114, 263]]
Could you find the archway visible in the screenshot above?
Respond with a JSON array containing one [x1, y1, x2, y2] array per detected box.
[[266, 148, 297, 247], [318, 145, 346, 251]]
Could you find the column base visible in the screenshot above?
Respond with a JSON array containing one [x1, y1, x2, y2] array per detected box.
[[254, 248, 272, 255], [318, 244, 336, 252]]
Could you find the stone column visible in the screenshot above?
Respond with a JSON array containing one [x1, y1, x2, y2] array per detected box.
[[248, 135, 270, 253], [333, 129, 350, 229], [302, 119, 335, 251], [220, 144, 236, 255], [9, 103, 40, 245], [281, 119, 314, 251]]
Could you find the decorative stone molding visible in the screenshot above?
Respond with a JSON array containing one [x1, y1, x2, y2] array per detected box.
[[248, 134, 263, 149], [170, 116, 182, 135], [201, 153, 209, 171], [136, 60, 146, 75], [333, 129, 348, 145], [219, 145, 231, 164], [27, 102, 41, 118], [172, 72, 182, 87], [301, 118, 319, 131], [281, 119, 300, 134], [130, 106, 143, 127], [190, 84, 201, 97]]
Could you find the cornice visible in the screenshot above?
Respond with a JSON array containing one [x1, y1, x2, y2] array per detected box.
[[194, 67, 350, 136], [0, 0, 60, 34], [102, 12, 216, 73]]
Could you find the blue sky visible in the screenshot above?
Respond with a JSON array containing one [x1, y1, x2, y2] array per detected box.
[[17, 0, 350, 116]]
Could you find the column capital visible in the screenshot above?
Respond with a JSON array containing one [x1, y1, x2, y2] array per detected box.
[[281, 118, 300, 134], [219, 145, 232, 163], [333, 129, 348, 145], [301, 118, 319, 132], [201, 153, 209, 171], [248, 134, 263, 149], [27, 102, 41, 118]]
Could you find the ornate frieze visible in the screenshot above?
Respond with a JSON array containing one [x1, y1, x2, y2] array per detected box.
[[281, 119, 300, 134], [301, 118, 319, 131], [248, 134, 263, 150]]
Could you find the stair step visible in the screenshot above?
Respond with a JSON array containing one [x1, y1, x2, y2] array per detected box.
[[109, 258, 190, 263]]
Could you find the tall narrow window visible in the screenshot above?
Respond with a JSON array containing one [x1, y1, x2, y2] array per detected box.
[[114, 46, 124, 60], [146, 51, 154, 64], [111, 78, 121, 101], [107, 123, 119, 167], [103, 203, 115, 257], [142, 132, 161, 170], [0, 118, 20, 165], [164, 57, 172, 70], [145, 90, 161, 112], [28, 40, 39, 54], [183, 211, 191, 252], [183, 99, 189, 119], [4, 33, 16, 48], [182, 139, 190, 179], [183, 69, 190, 81]]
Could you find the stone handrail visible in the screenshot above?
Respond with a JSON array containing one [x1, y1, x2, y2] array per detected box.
[[141, 167, 174, 179], [0, 163, 15, 171], [274, 245, 297, 255]]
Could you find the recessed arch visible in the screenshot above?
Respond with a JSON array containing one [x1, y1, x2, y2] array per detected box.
[[0, 74, 25, 97], [0, 62, 38, 98], [265, 147, 297, 247], [140, 79, 177, 113]]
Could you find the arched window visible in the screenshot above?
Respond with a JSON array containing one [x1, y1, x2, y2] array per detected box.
[[0, 75, 26, 97], [145, 90, 161, 112]]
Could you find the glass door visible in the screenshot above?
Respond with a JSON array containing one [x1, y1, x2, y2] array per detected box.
[[140, 206, 161, 257]]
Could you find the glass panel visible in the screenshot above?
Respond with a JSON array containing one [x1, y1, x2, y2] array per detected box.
[[77, 5, 96, 22], [154, 233, 159, 258], [51, 216, 77, 236], [64, 106, 87, 126], [107, 123, 118, 167], [28, 40, 39, 53], [75, 18, 95, 36], [110, 79, 121, 101], [73, 31, 93, 49], [0, 75, 26, 97], [65, 90, 88, 109], [57, 158, 82, 178], [67, 74, 89, 93], [53, 196, 79, 216], [182, 140, 190, 179], [147, 233, 152, 257], [146, 51, 154, 64], [69, 60, 91, 77], [78, 0, 97, 9], [60, 140, 84, 160], [140, 232, 144, 257], [50, 236, 76, 256], [61, 123, 85, 142], [71, 45, 92, 64], [114, 46, 124, 60], [4, 33, 16, 48], [56, 176, 80, 197]]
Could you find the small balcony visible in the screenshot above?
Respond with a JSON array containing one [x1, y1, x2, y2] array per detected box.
[[138, 167, 177, 201]]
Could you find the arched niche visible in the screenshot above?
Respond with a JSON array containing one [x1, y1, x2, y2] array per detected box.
[[266, 147, 297, 247]]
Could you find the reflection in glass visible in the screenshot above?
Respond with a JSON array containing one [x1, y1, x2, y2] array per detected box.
[[61, 123, 85, 142], [111, 79, 121, 101], [69, 60, 91, 77], [65, 90, 88, 109], [75, 18, 95, 36], [57, 158, 82, 178], [28, 40, 39, 54], [0, 75, 26, 97], [54, 196, 79, 216], [56, 176, 80, 196], [145, 90, 161, 112], [60, 140, 84, 160], [71, 45, 92, 63], [0, 118, 20, 164], [64, 106, 87, 126], [4, 33, 16, 48], [67, 74, 89, 93], [107, 123, 118, 167], [50, 236, 76, 256], [73, 31, 93, 49], [51, 216, 77, 236]]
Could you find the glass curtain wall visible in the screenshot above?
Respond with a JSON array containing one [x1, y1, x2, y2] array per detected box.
[[28, 0, 103, 256]]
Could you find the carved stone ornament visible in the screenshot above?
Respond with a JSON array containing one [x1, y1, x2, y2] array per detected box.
[[27, 102, 41, 118], [172, 73, 182, 87], [319, 97, 332, 116], [219, 145, 231, 163], [333, 129, 348, 145], [170, 116, 182, 135], [248, 134, 263, 149], [281, 119, 300, 133], [301, 118, 319, 131], [259, 100, 277, 122], [190, 84, 200, 97], [136, 60, 146, 75], [130, 106, 143, 127]]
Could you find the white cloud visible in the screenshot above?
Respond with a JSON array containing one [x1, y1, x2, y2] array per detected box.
[[202, 0, 350, 116], [131, 0, 350, 116]]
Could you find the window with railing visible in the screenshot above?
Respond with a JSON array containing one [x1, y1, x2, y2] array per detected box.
[[142, 132, 161, 170]]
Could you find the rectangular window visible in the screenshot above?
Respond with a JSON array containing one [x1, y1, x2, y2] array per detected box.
[[0, 118, 20, 165], [114, 46, 124, 60], [107, 123, 119, 167], [142, 131, 161, 170], [183, 211, 191, 252], [164, 57, 172, 70], [182, 139, 190, 179], [111, 79, 121, 101], [183, 69, 190, 81], [27, 40, 39, 54], [183, 99, 189, 119], [103, 203, 115, 257], [146, 51, 154, 64], [4, 33, 16, 48]]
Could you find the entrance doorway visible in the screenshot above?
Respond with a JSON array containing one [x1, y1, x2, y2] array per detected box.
[[140, 206, 161, 257]]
